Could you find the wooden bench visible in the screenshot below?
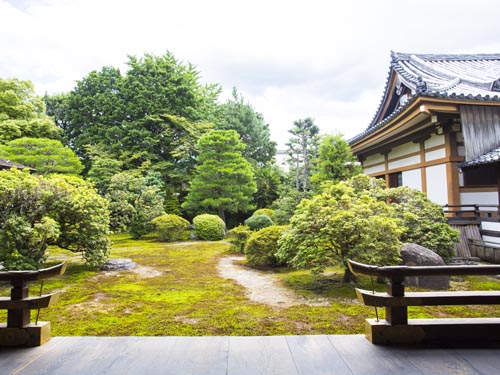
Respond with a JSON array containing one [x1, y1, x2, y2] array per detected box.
[[348, 259, 500, 345], [0, 263, 66, 346]]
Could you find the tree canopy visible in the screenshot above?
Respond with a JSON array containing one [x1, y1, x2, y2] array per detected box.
[[0, 78, 61, 144], [0, 137, 83, 175], [182, 130, 257, 223], [0, 169, 110, 269]]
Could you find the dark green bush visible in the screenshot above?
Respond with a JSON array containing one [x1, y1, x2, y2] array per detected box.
[[245, 225, 287, 267], [151, 214, 190, 242], [193, 214, 226, 241], [253, 208, 275, 221], [227, 225, 252, 253], [244, 214, 273, 231]]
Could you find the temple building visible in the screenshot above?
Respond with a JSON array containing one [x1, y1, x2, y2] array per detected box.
[[349, 52, 500, 258]]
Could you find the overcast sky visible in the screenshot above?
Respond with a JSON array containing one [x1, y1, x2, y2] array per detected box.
[[2, 0, 500, 148]]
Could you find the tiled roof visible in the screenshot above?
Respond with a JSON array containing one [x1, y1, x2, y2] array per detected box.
[[459, 146, 500, 168], [349, 52, 500, 144], [0, 158, 33, 170]]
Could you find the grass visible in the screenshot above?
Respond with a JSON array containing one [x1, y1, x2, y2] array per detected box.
[[0, 233, 498, 336]]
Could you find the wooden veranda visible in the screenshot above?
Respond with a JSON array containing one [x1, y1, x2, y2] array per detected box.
[[1, 335, 500, 375]]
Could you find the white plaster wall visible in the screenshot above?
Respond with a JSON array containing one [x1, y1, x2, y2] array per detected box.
[[457, 145, 465, 157], [389, 142, 420, 159], [460, 192, 499, 205], [425, 164, 448, 205], [402, 169, 422, 191], [425, 148, 446, 161], [424, 133, 445, 149], [388, 155, 420, 170], [481, 236, 500, 245], [364, 153, 385, 167], [481, 222, 500, 231], [364, 164, 386, 175]]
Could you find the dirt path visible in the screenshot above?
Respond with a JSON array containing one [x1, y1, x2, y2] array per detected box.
[[217, 256, 329, 308]]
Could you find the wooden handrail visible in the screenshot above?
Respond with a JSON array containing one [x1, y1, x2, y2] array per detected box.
[[348, 259, 500, 278]]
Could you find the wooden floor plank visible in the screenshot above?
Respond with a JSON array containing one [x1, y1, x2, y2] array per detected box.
[[286, 335, 353, 375], [393, 348, 481, 375], [151, 336, 229, 375], [453, 348, 500, 375], [328, 335, 425, 375], [227, 336, 298, 375], [1, 335, 498, 375]]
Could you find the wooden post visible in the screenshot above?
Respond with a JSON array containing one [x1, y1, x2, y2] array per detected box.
[[7, 279, 30, 328], [385, 276, 407, 325]]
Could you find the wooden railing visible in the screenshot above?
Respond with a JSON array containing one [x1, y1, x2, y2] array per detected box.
[[0, 263, 66, 347], [443, 204, 500, 223], [348, 260, 500, 345]]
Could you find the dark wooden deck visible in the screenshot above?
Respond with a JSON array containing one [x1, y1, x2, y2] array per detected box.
[[1, 335, 499, 375]]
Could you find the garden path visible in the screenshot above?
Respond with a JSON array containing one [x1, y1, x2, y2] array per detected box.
[[217, 256, 329, 308]]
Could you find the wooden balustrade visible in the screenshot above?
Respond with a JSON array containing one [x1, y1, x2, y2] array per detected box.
[[0, 263, 66, 347], [348, 260, 500, 345]]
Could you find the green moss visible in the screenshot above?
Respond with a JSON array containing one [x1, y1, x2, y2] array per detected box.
[[1, 233, 496, 337]]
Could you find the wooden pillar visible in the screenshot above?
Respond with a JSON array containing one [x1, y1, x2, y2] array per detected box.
[[385, 276, 407, 325], [8, 280, 30, 328]]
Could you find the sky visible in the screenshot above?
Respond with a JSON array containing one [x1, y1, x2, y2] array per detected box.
[[2, 0, 500, 148]]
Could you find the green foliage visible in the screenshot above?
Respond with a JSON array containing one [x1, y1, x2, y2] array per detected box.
[[44, 52, 221, 188], [0, 169, 110, 269], [378, 186, 459, 261], [85, 147, 123, 194], [271, 188, 302, 224], [277, 183, 403, 280], [0, 78, 61, 144], [0, 137, 83, 175], [244, 214, 274, 231], [217, 88, 276, 165], [227, 225, 252, 253], [311, 134, 361, 189], [245, 225, 288, 267], [151, 214, 191, 242], [193, 214, 226, 241], [253, 162, 283, 209], [182, 130, 257, 223], [253, 208, 275, 221], [105, 171, 165, 238], [47, 174, 111, 266]]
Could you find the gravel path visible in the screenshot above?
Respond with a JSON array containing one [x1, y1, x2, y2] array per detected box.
[[217, 256, 329, 308]]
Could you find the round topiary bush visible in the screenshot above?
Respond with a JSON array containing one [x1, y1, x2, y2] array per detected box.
[[227, 225, 252, 253], [151, 214, 191, 242], [253, 208, 275, 221], [244, 214, 273, 231], [193, 214, 226, 241], [245, 225, 287, 267]]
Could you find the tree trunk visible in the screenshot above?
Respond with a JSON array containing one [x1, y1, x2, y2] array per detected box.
[[218, 206, 226, 225], [342, 267, 357, 283]]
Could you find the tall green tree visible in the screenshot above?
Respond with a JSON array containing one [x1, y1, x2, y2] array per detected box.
[[311, 134, 361, 190], [0, 137, 83, 175], [44, 52, 221, 175], [182, 130, 257, 223], [286, 117, 320, 194], [218, 88, 276, 165], [0, 78, 61, 144]]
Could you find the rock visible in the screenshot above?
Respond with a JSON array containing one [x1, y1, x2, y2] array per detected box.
[[101, 258, 137, 271], [400, 243, 450, 290]]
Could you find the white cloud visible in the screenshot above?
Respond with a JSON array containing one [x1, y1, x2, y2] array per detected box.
[[2, 0, 500, 148]]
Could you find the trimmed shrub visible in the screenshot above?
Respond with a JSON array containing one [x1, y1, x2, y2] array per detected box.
[[151, 214, 190, 242], [227, 225, 252, 253], [193, 214, 226, 241], [245, 225, 288, 267], [244, 214, 273, 231], [253, 208, 275, 221]]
